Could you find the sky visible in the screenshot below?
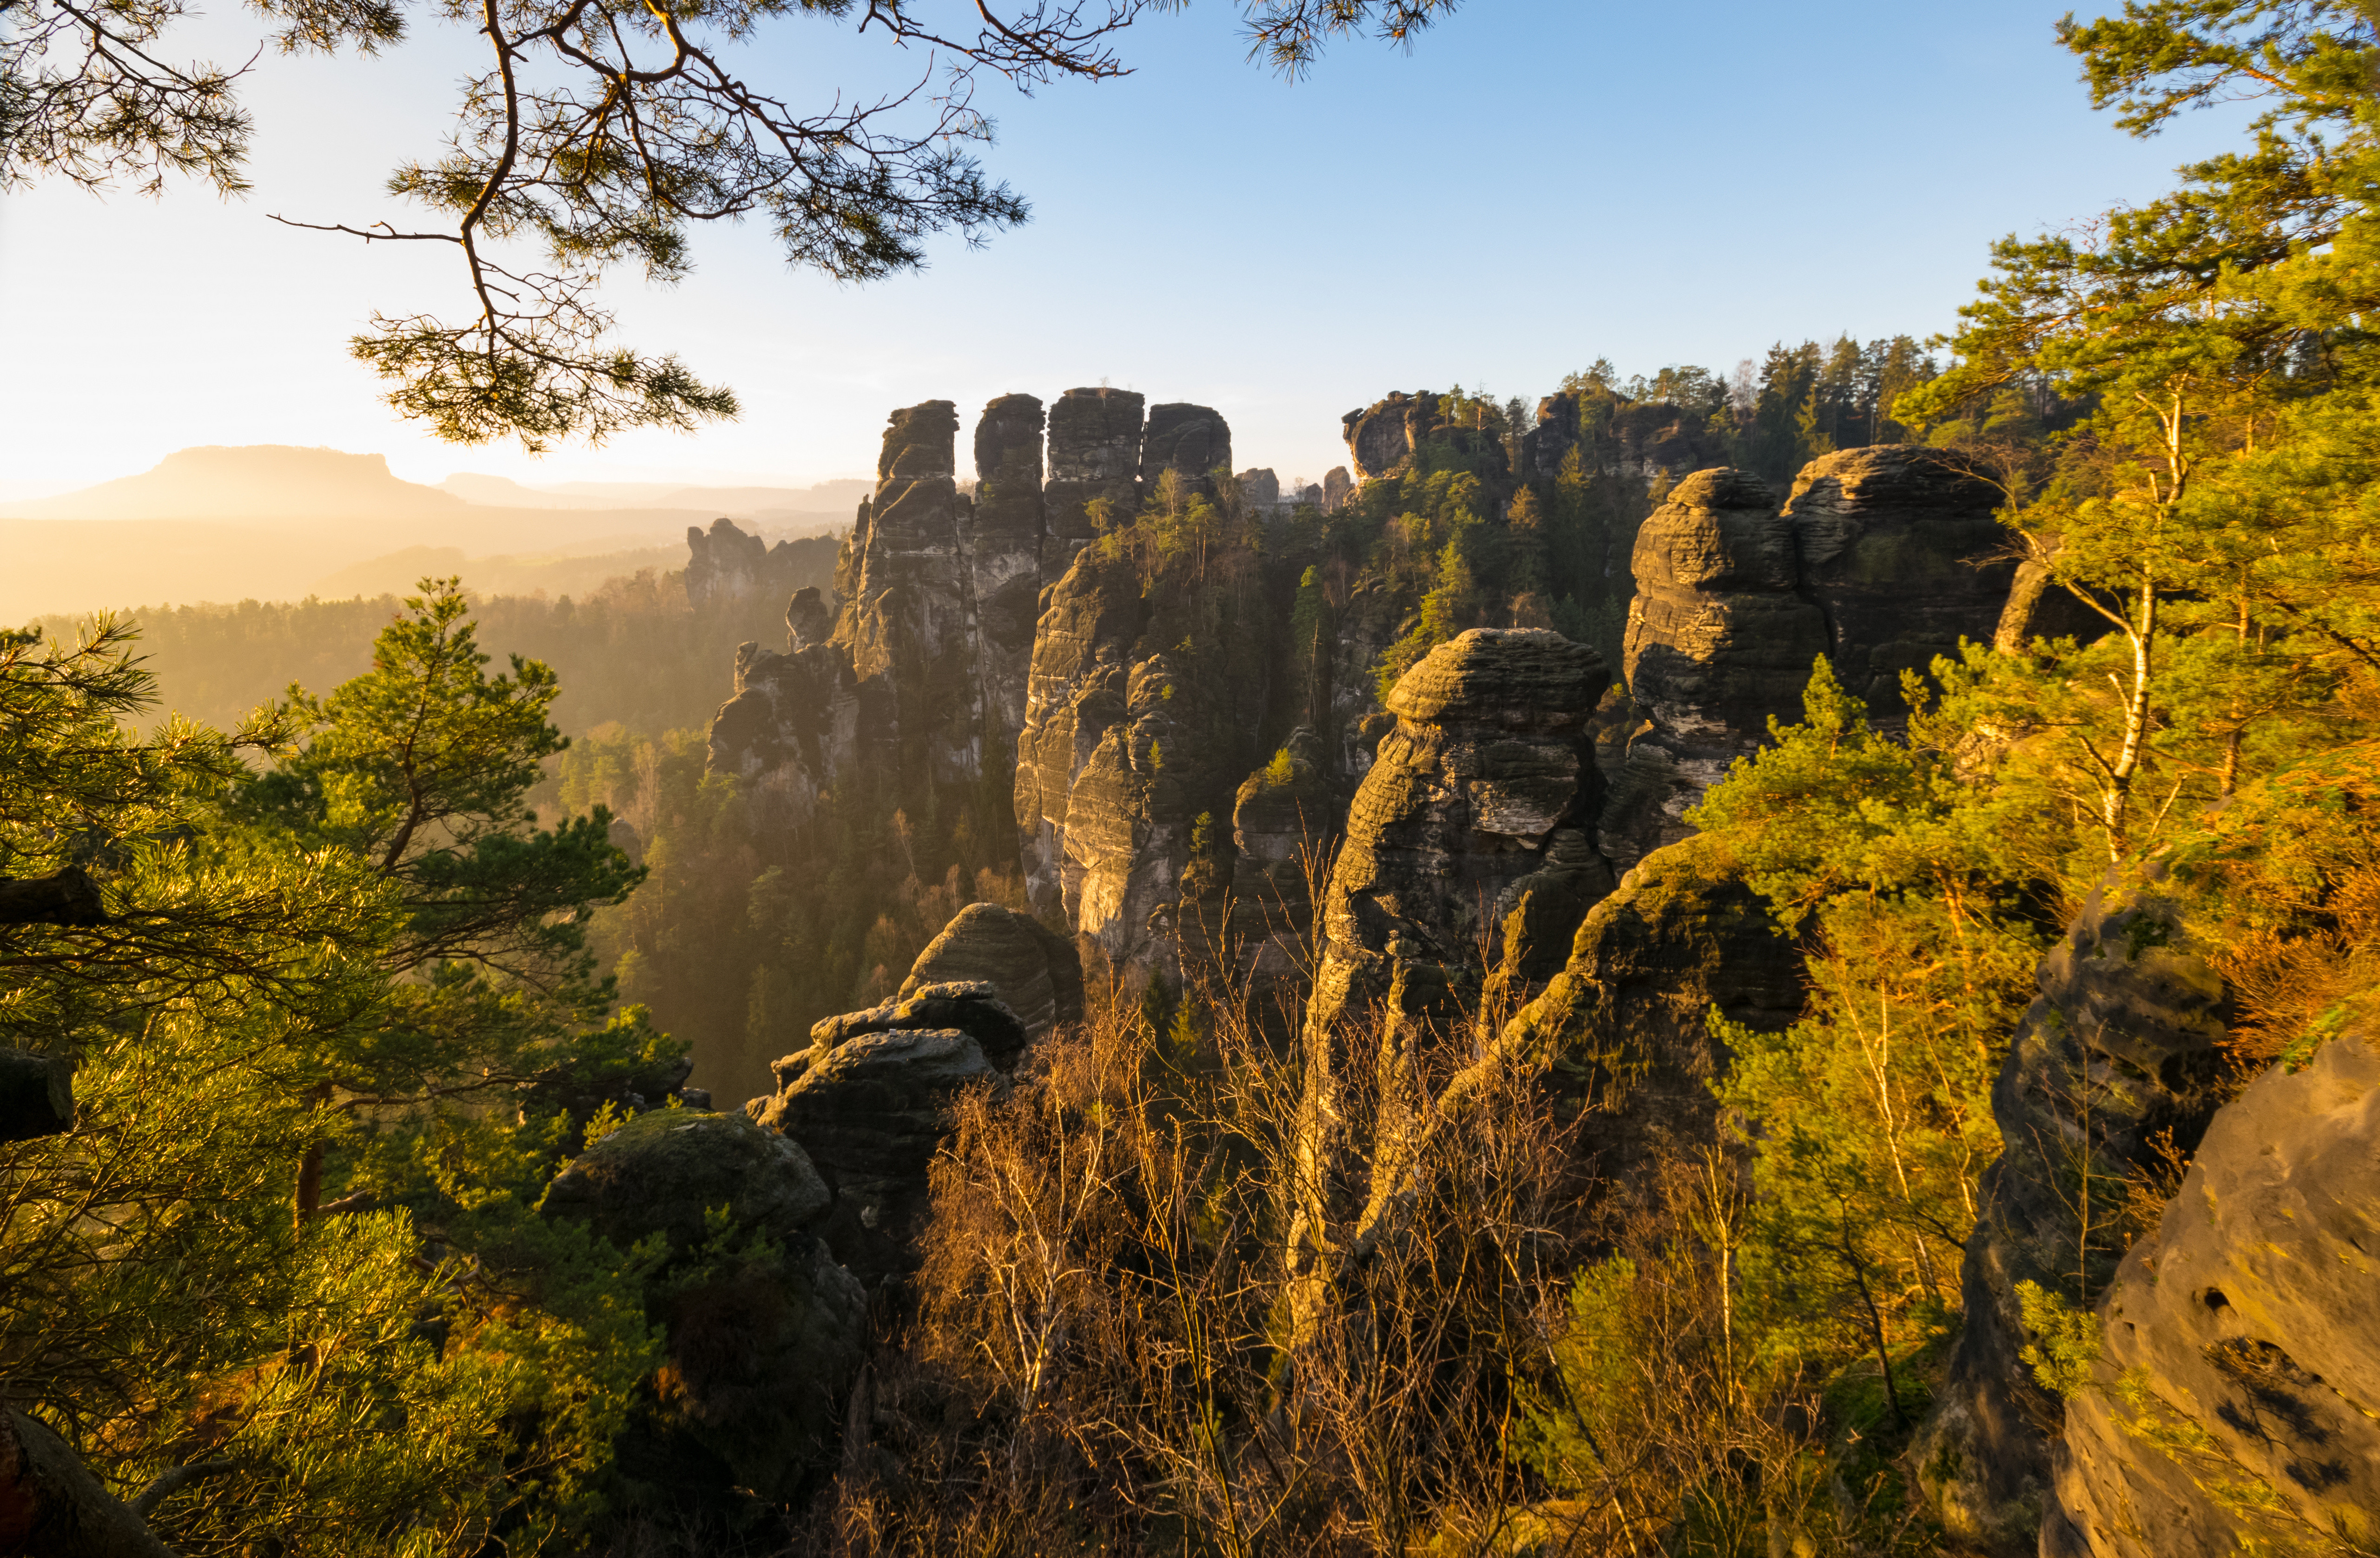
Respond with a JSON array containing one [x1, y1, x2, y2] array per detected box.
[[0, 1, 2256, 497]]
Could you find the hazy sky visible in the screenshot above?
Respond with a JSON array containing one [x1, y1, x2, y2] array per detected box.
[[1, 2, 2250, 496]]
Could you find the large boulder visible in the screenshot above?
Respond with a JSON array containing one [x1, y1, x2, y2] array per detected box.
[[1782, 445, 2014, 712], [541, 1109, 862, 1517], [2047, 1029, 2380, 1556], [773, 1030, 1006, 1288], [807, 980, 1031, 1068], [897, 904, 1084, 1040], [1917, 869, 2232, 1556]]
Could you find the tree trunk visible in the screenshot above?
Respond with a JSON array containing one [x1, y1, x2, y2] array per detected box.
[[0, 1407, 178, 1558]]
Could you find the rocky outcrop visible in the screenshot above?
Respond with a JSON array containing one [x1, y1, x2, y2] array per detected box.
[[972, 394, 1047, 740], [898, 904, 1083, 1040], [1918, 870, 2231, 1557], [1611, 469, 1826, 863], [1784, 445, 2014, 710], [542, 1109, 864, 1516], [703, 631, 858, 814], [770, 1029, 1006, 1288], [836, 400, 983, 782], [1341, 391, 1510, 484], [1322, 467, 1352, 512], [2047, 1028, 2380, 1556], [1, 1405, 175, 1558], [1521, 391, 1724, 484], [1304, 628, 1611, 1043], [1236, 467, 1282, 510], [804, 980, 1031, 1070], [1499, 835, 1800, 1180], [1141, 403, 1231, 496], [1223, 729, 1337, 982], [0, 1049, 73, 1143], [1043, 388, 1145, 577], [1993, 558, 2117, 654], [685, 517, 826, 610]]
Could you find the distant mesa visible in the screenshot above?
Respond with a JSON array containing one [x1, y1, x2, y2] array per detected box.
[[6, 445, 466, 522]]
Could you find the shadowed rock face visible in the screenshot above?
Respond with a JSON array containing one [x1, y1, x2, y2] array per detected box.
[[774, 1029, 1006, 1288], [1783, 445, 2014, 711], [541, 1109, 861, 1513], [2047, 1030, 2380, 1557], [898, 903, 1084, 1040], [1223, 728, 1340, 1000], [1236, 468, 1282, 510], [1044, 388, 1145, 580], [807, 980, 1031, 1069], [1304, 628, 1612, 1044], [1322, 467, 1352, 512], [686, 516, 823, 610], [1340, 390, 1509, 485], [839, 400, 980, 782], [1610, 469, 1826, 864], [1500, 835, 1798, 1183], [973, 394, 1048, 740], [1521, 391, 1724, 484], [1917, 870, 2231, 1558], [1140, 403, 1231, 497], [1012, 546, 1245, 973], [704, 638, 858, 826]]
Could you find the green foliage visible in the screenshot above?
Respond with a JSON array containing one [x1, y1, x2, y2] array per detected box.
[[0, 591, 673, 1551], [2015, 1279, 2104, 1399]]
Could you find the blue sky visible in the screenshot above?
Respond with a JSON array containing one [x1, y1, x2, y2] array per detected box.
[[0, 1, 2253, 495]]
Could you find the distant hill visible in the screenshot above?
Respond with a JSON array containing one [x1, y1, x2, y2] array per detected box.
[[0, 445, 856, 621], [438, 473, 872, 516], [7, 446, 464, 521]]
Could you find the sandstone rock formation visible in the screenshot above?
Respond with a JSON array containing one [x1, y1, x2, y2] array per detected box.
[[1520, 390, 1723, 484], [703, 633, 858, 819], [1993, 555, 2118, 653], [542, 1109, 864, 1515], [1322, 467, 1352, 512], [1235, 467, 1282, 510], [1, 1404, 176, 1558], [772, 1028, 1006, 1287], [806, 980, 1031, 1069], [1610, 469, 1826, 863], [685, 517, 824, 610], [898, 903, 1084, 1040], [1783, 444, 2014, 709], [1918, 869, 2231, 1557], [1340, 391, 1510, 485], [1221, 728, 1338, 1002], [1499, 835, 1799, 1179], [1304, 628, 1611, 1044], [972, 394, 1047, 739], [2047, 1028, 2380, 1556], [1043, 388, 1144, 577], [1140, 403, 1231, 496], [835, 400, 982, 782]]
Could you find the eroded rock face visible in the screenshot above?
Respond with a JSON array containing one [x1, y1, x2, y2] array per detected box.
[[1521, 392, 1723, 484], [2047, 1030, 2380, 1557], [972, 394, 1047, 740], [898, 903, 1084, 1040], [1322, 467, 1352, 512], [1918, 870, 2231, 1558], [1305, 628, 1611, 1043], [806, 980, 1031, 1069], [774, 1029, 1006, 1288], [1612, 469, 1827, 864], [1044, 388, 1145, 577], [703, 638, 858, 824], [686, 517, 825, 610], [1216, 728, 1341, 1009], [838, 400, 982, 781], [1783, 445, 2013, 711], [1141, 403, 1231, 496], [1500, 835, 1798, 1181], [1236, 467, 1282, 510], [541, 1110, 861, 1513]]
